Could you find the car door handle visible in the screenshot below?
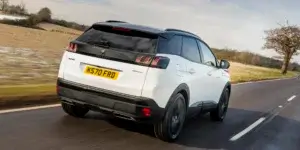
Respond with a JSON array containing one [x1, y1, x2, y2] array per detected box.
[[207, 72, 212, 76], [189, 69, 196, 74]]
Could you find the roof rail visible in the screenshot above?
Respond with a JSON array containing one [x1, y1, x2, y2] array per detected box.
[[105, 20, 127, 23], [165, 28, 200, 38]]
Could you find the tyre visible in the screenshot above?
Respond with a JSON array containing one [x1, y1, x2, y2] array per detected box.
[[154, 93, 186, 142], [61, 102, 89, 118], [210, 88, 230, 122]]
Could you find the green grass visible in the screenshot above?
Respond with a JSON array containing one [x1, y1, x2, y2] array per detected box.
[[229, 62, 298, 83], [0, 84, 55, 97]]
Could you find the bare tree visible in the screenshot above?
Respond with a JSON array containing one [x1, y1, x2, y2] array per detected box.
[[263, 21, 300, 74], [0, 0, 8, 11]]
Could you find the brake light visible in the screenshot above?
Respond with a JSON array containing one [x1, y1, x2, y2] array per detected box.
[[135, 55, 153, 65], [150, 56, 170, 69], [135, 55, 170, 69], [112, 27, 131, 32], [142, 108, 151, 117], [67, 43, 77, 52]]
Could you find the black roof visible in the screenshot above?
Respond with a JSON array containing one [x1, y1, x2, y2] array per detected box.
[[94, 21, 165, 34], [93, 21, 200, 39]]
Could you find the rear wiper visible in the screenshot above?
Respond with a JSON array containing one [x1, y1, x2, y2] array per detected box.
[[87, 41, 110, 48]]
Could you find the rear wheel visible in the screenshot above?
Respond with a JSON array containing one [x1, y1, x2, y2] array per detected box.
[[154, 93, 186, 142], [210, 88, 230, 122], [61, 102, 89, 118]]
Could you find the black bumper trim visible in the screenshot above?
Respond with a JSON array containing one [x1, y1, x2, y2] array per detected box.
[[57, 78, 164, 123]]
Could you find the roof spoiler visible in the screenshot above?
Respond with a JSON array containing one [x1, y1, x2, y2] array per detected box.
[[105, 20, 127, 23]]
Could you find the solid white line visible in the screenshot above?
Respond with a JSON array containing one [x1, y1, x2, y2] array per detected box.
[[287, 95, 296, 102], [233, 77, 296, 86], [0, 104, 61, 114], [229, 117, 266, 141]]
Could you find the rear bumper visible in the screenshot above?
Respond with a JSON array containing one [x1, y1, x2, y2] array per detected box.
[[57, 78, 165, 123]]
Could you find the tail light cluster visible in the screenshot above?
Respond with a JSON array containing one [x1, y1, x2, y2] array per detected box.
[[67, 42, 77, 52], [135, 55, 170, 69]]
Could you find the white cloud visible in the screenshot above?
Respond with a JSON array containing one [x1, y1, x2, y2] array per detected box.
[[8, 0, 300, 62]]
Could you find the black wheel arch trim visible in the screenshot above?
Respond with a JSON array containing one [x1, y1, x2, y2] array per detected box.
[[224, 81, 231, 96], [164, 83, 190, 113]]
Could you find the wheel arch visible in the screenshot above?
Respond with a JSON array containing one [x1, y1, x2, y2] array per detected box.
[[165, 83, 190, 110], [224, 81, 231, 97]]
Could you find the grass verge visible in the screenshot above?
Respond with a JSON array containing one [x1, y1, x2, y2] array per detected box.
[[0, 84, 57, 110], [229, 62, 297, 83]]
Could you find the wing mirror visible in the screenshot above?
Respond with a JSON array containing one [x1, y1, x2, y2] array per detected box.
[[219, 60, 230, 69]]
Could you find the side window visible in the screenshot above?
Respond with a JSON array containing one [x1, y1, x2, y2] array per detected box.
[[157, 35, 182, 55], [181, 37, 201, 63], [198, 41, 217, 67]]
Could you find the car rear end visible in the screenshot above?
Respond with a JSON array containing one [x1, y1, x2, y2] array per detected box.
[[57, 22, 170, 122]]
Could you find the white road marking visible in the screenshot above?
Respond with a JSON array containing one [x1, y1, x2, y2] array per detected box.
[[278, 105, 282, 108], [229, 117, 266, 141], [0, 104, 61, 114], [233, 77, 296, 86], [287, 95, 296, 102]]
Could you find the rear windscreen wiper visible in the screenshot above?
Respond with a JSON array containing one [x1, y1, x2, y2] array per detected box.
[[87, 40, 110, 48]]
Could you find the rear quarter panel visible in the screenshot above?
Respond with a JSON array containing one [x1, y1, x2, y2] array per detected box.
[[141, 54, 187, 108]]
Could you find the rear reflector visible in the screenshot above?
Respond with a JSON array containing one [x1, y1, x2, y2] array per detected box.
[[142, 108, 151, 117], [67, 42, 77, 52], [135, 55, 170, 69]]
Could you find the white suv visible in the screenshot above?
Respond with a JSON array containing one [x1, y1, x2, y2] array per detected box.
[[57, 20, 231, 142]]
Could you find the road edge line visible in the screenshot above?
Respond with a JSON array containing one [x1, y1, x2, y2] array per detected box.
[[229, 117, 266, 141], [0, 104, 61, 114], [233, 77, 296, 86]]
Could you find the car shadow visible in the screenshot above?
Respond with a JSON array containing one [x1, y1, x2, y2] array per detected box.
[[55, 107, 300, 150]]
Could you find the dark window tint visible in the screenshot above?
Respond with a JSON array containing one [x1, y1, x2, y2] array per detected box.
[[157, 35, 182, 55], [198, 41, 217, 67], [76, 25, 158, 53], [182, 37, 201, 63]]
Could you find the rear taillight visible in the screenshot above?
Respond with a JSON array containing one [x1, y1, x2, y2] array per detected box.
[[66, 42, 77, 52], [135, 55, 170, 69], [150, 56, 170, 69], [135, 55, 153, 65]]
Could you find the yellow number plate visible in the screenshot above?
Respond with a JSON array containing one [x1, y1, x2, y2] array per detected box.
[[84, 65, 119, 80]]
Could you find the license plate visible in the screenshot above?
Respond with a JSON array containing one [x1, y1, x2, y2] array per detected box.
[[84, 65, 119, 80]]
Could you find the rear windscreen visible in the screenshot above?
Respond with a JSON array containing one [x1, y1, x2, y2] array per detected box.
[[76, 25, 158, 53]]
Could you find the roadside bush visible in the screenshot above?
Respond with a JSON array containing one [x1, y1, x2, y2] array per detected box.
[[0, 14, 42, 29], [37, 7, 51, 22], [50, 19, 89, 31]]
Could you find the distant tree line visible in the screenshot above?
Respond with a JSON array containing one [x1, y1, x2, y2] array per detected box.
[[0, 1, 88, 31], [212, 48, 300, 71], [0, 0, 28, 16]]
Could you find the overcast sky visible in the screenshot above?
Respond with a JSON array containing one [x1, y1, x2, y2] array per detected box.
[[9, 0, 300, 62]]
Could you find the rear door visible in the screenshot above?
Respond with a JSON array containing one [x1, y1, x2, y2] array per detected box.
[[181, 36, 211, 107], [197, 40, 224, 103], [62, 24, 159, 96]]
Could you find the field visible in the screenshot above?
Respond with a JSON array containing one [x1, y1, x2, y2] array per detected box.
[[0, 23, 297, 97]]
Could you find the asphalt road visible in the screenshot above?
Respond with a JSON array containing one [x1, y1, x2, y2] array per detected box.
[[1, 78, 300, 150]]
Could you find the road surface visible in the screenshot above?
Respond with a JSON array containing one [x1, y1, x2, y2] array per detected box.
[[1, 78, 300, 150]]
